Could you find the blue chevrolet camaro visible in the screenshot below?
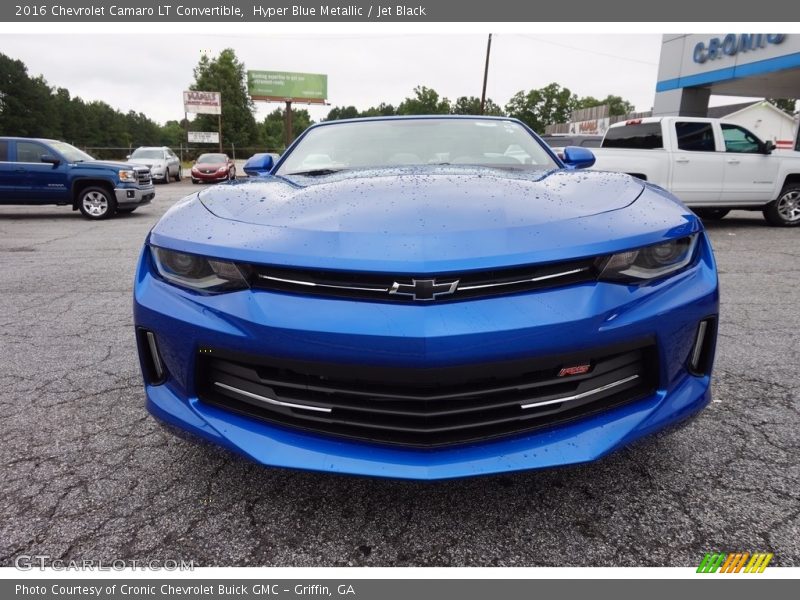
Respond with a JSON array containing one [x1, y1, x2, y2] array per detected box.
[[134, 116, 719, 480]]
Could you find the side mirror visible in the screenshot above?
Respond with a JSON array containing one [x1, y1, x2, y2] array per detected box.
[[762, 140, 776, 154], [126, 154, 131, 159], [243, 153, 275, 177], [561, 146, 596, 169], [41, 154, 61, 166]]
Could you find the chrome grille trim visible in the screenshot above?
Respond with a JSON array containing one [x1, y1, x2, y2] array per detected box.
[[214, 381, 332, 413], [459, 267, 590, 291], [520, 374, 640, 410]]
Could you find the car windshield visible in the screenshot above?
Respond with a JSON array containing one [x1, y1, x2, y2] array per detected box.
[[48, 141, 94, 163], [276, 118, 558, 175], [131, 149, 164, 159], [197, 154, 227, 164]]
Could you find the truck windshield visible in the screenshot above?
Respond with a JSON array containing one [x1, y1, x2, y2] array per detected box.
[[49, 141, 94, 163], [276, 118, 558, 175]]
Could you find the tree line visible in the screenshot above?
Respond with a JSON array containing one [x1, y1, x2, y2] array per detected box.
[[0, 48, 659, 158], [0, 49, 636, 156], [323, 84, 636, 135], [3, 48, 797, 158]]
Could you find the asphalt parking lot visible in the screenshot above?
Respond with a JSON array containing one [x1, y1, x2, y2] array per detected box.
[[1, 182, 798, 567]]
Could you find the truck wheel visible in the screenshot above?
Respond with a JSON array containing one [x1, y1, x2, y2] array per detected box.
[[764, 185, 800, 227], [694, 208, 730, 221], [78, 186, 117, 220]]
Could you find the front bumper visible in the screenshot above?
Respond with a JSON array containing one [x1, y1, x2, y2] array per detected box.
[[116, 184, 155, 207], [192, 170, 228, 182], [133, 235, 719, 480]]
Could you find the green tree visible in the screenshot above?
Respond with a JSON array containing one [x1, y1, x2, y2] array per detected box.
[[190, 48, 259, 147], [767, 98, 797, 115], [262, 108, 314, 152], [325, 105, 360, 120], [505, 83, 577, 133], [360, 102, 396, 117], [397, 86, 451, 115], [0, 54, 58, 138], [451, 96, 503, 116], [160, 120, 186, 149], [576, 94, 635, 116]]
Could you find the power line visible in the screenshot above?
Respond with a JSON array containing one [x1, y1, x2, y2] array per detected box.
[[510, 34, 659, 66]]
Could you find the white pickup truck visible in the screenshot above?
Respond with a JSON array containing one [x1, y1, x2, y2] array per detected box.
[[589, 116, 800, 226]]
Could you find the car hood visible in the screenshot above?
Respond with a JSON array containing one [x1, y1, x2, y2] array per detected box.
[[199, 167, 642, 229], [193, 162, 226, 170], [152, 166, 698, 273]]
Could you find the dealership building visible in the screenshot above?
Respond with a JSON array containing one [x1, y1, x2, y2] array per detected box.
[[654, 33, 800, 150]]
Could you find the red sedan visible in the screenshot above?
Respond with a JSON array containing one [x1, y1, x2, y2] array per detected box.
[[191, 153, 236, 184]]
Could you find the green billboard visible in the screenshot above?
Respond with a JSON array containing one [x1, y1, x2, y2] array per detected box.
[[247, 70, 328, 102]]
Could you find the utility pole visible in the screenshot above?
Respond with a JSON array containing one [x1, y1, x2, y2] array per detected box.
[[218, 113, 223, 153], [285, 101, 293, 148], [480, 33, 492, 115]]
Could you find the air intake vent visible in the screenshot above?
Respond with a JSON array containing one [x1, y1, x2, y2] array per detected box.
[[136, 328, 166, 385], [196, 341, 658, 448]]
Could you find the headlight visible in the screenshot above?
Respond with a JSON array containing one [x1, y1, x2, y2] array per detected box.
[[599, 234, 699, 282], [218, 166, 227, 173], [150, 247, 249, 292], [119, 170, 138, 183]]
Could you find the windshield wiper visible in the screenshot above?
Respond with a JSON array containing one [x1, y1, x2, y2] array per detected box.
[[285, 168, 345, 176]]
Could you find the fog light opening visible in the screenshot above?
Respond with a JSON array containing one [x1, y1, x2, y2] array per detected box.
[[688, 318, 715, 375], [137, 328, 166, 384]]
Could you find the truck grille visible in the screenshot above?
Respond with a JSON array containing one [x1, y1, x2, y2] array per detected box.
[[135, 169, 151, 185], [196, 341, 657, 448]]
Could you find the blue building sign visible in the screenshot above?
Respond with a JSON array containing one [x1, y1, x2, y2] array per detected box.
[[693, 34, 785, 64]]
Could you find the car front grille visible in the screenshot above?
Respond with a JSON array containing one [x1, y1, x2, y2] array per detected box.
[[247, 257, 600, 303], [196, 341, 657, 448]]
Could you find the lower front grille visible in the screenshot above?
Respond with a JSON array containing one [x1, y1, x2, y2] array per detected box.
[[196, 341, 658, 448]]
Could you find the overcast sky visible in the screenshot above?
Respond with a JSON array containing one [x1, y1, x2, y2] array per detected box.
[[1, 33, 750, 125]]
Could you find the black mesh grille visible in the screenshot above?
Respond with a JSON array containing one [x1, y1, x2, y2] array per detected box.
[[246, 257, 600, 303], [196, 341, 657, 448]]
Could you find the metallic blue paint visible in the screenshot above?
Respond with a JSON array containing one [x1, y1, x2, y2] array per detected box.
[[133, 116, 719, 480], [561, 146, 596, 169]]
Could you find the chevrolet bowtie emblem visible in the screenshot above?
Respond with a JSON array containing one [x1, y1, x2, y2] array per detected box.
[[389, 279, 459, 301]]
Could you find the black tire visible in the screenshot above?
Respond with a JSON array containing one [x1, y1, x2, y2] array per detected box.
[[694, 208, 730, 221], [162, 168, 170, 185], [229, 168, 236, 180], [764, 185, 800, 227], [174, 165, 182, 182], [77, 186, 117, 220], [118, 207, 137, 214], [192, 179, 199, 185]]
